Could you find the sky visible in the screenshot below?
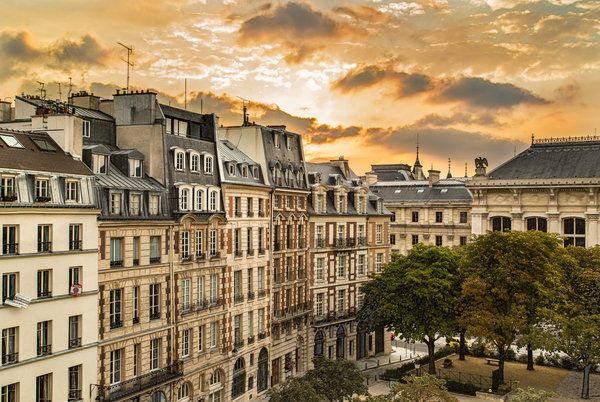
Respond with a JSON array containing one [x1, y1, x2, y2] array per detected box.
[[1, 0, 599, 176]]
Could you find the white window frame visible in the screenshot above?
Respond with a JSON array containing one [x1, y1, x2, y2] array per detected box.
[[182, 329, 190, 358], [190, 153, 200, 173], [82, 120, 90, 137], [204, 155, 214, 174], [316, 257, 324, 280], [181, 278, 190, 311], [175, 151, 185, 171], [315, 293, 323, 316], [129, 159, 143, 177], [150, 195, 160, 215], [66, 180, 79, 202], [130, 193, 141, 216]]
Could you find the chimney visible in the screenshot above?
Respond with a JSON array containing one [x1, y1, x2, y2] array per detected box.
[[330, 155, 351, 179], [70, 91, 101, 110], [0, 101, 12, 122], [428, 169, 440, 187], [364, 171, 378, 186]]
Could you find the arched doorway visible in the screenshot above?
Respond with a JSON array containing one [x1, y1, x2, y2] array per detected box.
[[336, 326, 346, 358], [257, 348, 269, 392], [314, 330, 324, 357], [150, 391, 166, 402], [356, 325, 366, 359], [232, 358, 246, 399]]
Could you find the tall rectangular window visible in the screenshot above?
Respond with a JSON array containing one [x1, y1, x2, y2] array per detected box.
[[150, 236, 160, 263], [110, 349, 121, 384], [110, 193, 121, 215], [337, 255, 346, 278], [35, 373, 52, 402], [69, 266, 81, 288], [69, 224, 82, 250], [68, 365, 82, 401], [198, 325, 204, 353], [316, 293, 323, 316], [258, 308, 265, 334], [357, 255, 365, 275], [181, 279, 190, 311], [316, 257, 324, 280], [376, 225, 382, 244], [130, 194, 141, 215], [209, 274, 218, 304], [66, 180, 79, 202], [149, 284, 160, 319], [210, 322, 217, 348], [247, 228, 252, 252], [197, 277, 204, 305], [248, 311, 254, 337], [1, 273, 17, 303], [69, 315, 81, 348], [376, 253, 383, 273], [37, 269, 52, 298], [338, 290, 345, 312], [435, 211, 443, 223], [37, 320, 52, 356], [181, 231, 190, 259], [132, 236, 140, 265], [150, 338, 160, 371], [412, 211, 419, 222], [210, 230, 217, 256], [1, 383, 18, 402], [109, 238, 123, 267], [82, 120, 90, 137], [460, 211, 468, 223], [110, 289, 122, 329], [196, 230, 203, 258], [182, 329, 190, 357], [2, 225, 18, 255], [149, 195, 159, 215], [412, 234, 419, 245], [234, 314, 242, 343], [247, 268, 253, 293], [436, 235, 443, 246], [37, 225, 51, 252], [234, 271, 242, 301], [129, 159, 142, 177], [2, 327, 18, 365], [35, 178, 49, 200], [133, 344, 140, 377], [257, 267, 264, 293]]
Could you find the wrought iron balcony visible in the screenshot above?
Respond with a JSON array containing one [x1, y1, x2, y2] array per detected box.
[[181, 303, 195, 315], [274, 241, 282, 251], [209, 297, 223, 307], [195, 252, 205, 260], [258, 289, 267, 298], [149, 311, 161, 320], [2, 352, 18, 365], [110, 260, 123, 268], [258, 332, 267, 340], [69, 337, 82, 348], [258, 211, 265, 217], [2, 243, 18, 255], [316, 238, 325, 248], [258, 247, 266, 255], [346, 237, 356, 247], [69, 240, 82, 250], [210, 251, 221, 259], [197, 299, 208, 310], [247, 211, 254, 217], [247, 335, 255, 344], [247, 291, 255, 301], [97, 360, 183, 401], [247, 248, 255, 256], [37, 344, 52, 356], [36, 195, 52, 203], [37, 290, 52, 299], [234, 250, 243, 257], [110, 319, 123, 329], [68, 389, 82, 401], [234, 294, 245, 303], [181, 254, 192, 262], [357, 237, 367, 246], [336, 238, 345, 247], [234, 339, 245, 349], [150, 256, 161, 264], [38, 241, 52, 253], [235, 211, 242, 217]]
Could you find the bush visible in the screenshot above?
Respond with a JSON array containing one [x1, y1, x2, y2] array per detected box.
[[444, 379, 479, 396], [560, 357, 575, 370], [384, 362, 415, 379], [471, 342, 488, 357], [505, 348, 517, 361], [517, 354, 528, 363], [535, 354, 546, 366]]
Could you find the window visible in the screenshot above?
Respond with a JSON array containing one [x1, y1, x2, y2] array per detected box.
[[234, 197, 241, 217], [337, 194, 344, 213], [412, 234, 419, 245], [132, 236, 140, 265], [129, 159, 143, 177], [337, 255, 346, 277], [315, 293, 323, 316], [491, 217, 512, 232], [274, 195, 280, 209], [314, 330, 324, 356], [376, 225, 382, 244], [412, 211, 419, 222], [210, 322, 217, 348], [337, 290, 345, 312], [181, 231, 190, 259], [435, 211, 443, 223], [68, 365, 81, 401], [435, 235, 443, 246], [247, 228, 252, 252], [92, 154, 107, 174], [175, 151, 185, 171], [1, 383, 18, 402], [285, 135, 291, 150], [242, 165, 248, 177], [178, 383, 191, 400], [253, 166, 259, 179], [228, 163, 235, 176], [564, 217, 586, 247], [1, 327, 18, 365], [37, 269, 52, 298], [66, 180, 79, 202], [460, 236, 467, 246], [37, 225, 51, 252], [110, 193, 121, 215], [204, 155, 214, 174], [0, 177, 16, 201], [247, 268, 253, 294], [150, 236, 160, 262], [247, 311, 254, 337], [182, 329, 190, 357], [150, 195, 160, 215], [150, 284, 160, 319], [234, 314, 242, 344], [67, 315, 81, 349], [286, 196, 292, 209], [195, 189, 203, 210], [166, 118, 188, 136], [110, 349, 122, 384], [209, 274, 218, 305], [526, 217, 548, 232], [81, 120, 91, 138], [191, 154, 200, 172], [234, 271, 242, 301], [274, 133, 279, 148], [196, 230, 203, 257], [110, 289, 122, 329], [358, 293, 364, 308], [150, 338, 160, 371], [37, 320, 52, 356], [130, 194, 141, 215], [110, 238, 123, 267], [460, 211, 468, 223], [180, 188, 189, 210], [390, 234, 396, 245], [2, 225, 18, 255], [133, 344, 140, 377], [69, 266, 81, 287], [391, 211, 396, 222], [2, 273, 17, 303], [232, 358, 246, 398], [316, 258, 324, 280], [376, 253, 383, 273], [195, 325, 204, 354], [181, 279, 190, 311], [357, 255, 365, 275], [258, 198, 264, 216], [258, 308, 265, 334], [257, 267, 264, 294], [69, 224, 82, 250], [35, 178, 50, 201], [210, 229, 217, 256], [36, 373, 51, 402], [210, 191, 218, 211], [197, 277, 204, 305], [316, 194, 324, 213], [133, 286, 139, 323]]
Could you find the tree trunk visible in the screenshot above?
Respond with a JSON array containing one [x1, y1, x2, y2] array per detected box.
[[498, 347, 505, 384], [459, 331, 466, 361], [582, 363, 592, 399], [426, 338, 436, 374], [526, 342, 534, 371]]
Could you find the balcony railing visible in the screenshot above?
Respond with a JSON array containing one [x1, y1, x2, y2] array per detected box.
[[195, 252, 205, 260], [98, 361, 183, 401], [234, 339, 244, 349], [273, 273, 282, 285], [274, 241, 282, 251], [298, 239, 306, 248], [36, 195, 52, 203], [210, 251, 221, 259], [69, 240, 82, 250], [247, 335, 255, 344], [68, 389, 82, 401], [37, 290, 52, 299], [37, 344, 52, 356], [235, 211, 242, 217], [247, 291, 255, 301], [235, 250, 243, 258], [346, 237, 356, 247], [38, 241, 52, 253], [258, 211, 265, 217], [234, 294, 244, 303], [197, 299, 208, 311], [110, 319, 123, 329], [247, 211, 254, 217], [181, 303, 194, 315], [149, 311, 161, 320], [133, 259, 139, 266], [258, 289, 267, 298], [357, 237, 367, 246], [209, 297, 223, 307], [286, 240, 293, 249], [336, 238, 345, 247], [2, 243, 18, 255], [69, 337, 82, 348], [316, 238, 325, 248], [181, 254, 192, 262], [258, 247, 266, 255], [2, 352, 18, 365], [285, 269, 293, 281], [298, 269, 305, 280], [1, 195, 17, 202], [110, 260, 123, 268], [258, 332, 267, 340], [247, 248, 254, 256], [150, 256, 161, 264]]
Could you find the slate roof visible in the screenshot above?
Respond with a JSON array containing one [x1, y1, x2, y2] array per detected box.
[[371, 179, 472, 202], [16, 96, 114, 121], [94, 163, 165, 191], [219, 140, 266, 187], [370, 164, 414, 181], [488, 140, 600, 180], [0, 129, 92, 176]]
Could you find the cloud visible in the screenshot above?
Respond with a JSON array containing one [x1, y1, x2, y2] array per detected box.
[[333, 65, 432, 97], [238, 2, 359, 63], [49, 35, 113, 69], [0, 30, 42, 81]]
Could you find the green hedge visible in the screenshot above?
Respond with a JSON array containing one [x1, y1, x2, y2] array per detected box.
[[444, 379, 480, 396]]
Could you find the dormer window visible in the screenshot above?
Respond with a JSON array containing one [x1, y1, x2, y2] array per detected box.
[[82, 121, 91, 138], [66, 180, 79, 202], [228, 163, 235, 176], [285, 136, 291, 150], [209, 190, 218, 211], [35, 178, 50, 201], [1, 177, 16, 201], [252, 166, 259, 179], [175, 151, 185, 171], [337, 194, 346, 213], [204, 155, 214, 174], [336, 176, 341, 186], [190, 153, 200, 173], [274, 133, 280, 148], [93, 154, 107, 174], [129, 159, 143, 177], [166, 118, 188, 137], [180, 188, 190, 210], [377, 200, 383, 214], [241, 166, 248, 178]]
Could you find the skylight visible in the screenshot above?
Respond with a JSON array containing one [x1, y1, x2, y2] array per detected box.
[[0, 134, 25, 149], [32, 138, 56, 152]]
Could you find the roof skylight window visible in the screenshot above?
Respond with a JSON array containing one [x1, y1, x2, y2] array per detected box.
[[0, 134, 25, 149]]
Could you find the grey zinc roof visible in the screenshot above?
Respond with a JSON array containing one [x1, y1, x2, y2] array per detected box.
[[371, 181, 472, 202], [371, 164, 414, 181], [219, 140, 266, 186], [16, 96, 114, 121], [488, 140, 600, 180], [95, 163, 165, 191]]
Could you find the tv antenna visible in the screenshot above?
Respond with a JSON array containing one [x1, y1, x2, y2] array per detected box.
[[237, 96, 249, 126], [37, 81, 46, 99], [117, 42, 134, 91], [67, 77, 73, 101]]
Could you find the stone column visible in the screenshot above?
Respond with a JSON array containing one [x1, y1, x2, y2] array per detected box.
[[546, 212, 560, 234], [585, 212, 599, 247], [511, 212, 523, 231], [471, 212, 488, 235]]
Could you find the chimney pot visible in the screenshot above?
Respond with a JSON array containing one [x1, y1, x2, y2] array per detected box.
[[428, 169, 441, 187]]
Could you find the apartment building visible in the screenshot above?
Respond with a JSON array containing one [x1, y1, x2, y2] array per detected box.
[[218, 139, 271, 401], [307, 157, 393, 362], [0, 129, 99, 402]]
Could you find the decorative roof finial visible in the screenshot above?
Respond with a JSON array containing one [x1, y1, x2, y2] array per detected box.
[[446, 158, 452, 179], [414, 133, 421, 166], [464, 162, 468, 178], [531, 133, 535, 145]]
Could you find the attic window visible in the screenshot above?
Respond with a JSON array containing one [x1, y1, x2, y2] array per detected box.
[[32, 138, 56, 152], [286, 136, 291, 150], [0, 134, 24, 149], [394, 189, 402, 193], [228, 163, 235, 176], [417, 189, 424, 193], [274, 133, 279, 148], [129, 159, 143, 177], [440, 189, 448, 193], [252, 166, 259, 179], [241, 166, 248, 178]]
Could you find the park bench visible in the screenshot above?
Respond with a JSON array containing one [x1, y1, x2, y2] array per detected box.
[[486, 358, 500, 366]]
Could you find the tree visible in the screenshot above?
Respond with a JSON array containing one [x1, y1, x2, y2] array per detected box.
[[547, 246, 600, 399], [266, 376, 324, 402], [510, 387, 556, 402], [358, 244, 461, 374], [357, 374, 457, 402], [459, 231, 562, 383], [304, 356, 369, 401]]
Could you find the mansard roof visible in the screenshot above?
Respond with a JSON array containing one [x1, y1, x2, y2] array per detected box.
[[219, 140, 266, 186], [371, 179, 472, 203], [488, 138, 600, 180], [370, 163, 414, 181], [16, 95, 114, 122]]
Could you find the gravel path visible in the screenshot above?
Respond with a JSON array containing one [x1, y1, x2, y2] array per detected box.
[[552, 371, 600, 401]]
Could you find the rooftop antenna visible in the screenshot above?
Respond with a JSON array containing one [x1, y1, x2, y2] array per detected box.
[[37, 81, 46, 99], [57, 82, 62, 101], [67, 77, 72, 101], [117, 42, 134, 91], [237, 96, 249, 126], [184, 78, 187, 110], [464, 163, 468, 178]]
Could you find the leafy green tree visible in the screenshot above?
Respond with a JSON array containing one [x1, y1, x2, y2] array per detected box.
[[358, 244, 461, 374], [510, 387, 556, 402], [266, 376, 324, 402], [359, 374, 457, 401], [304, 356, 369, 401], [547, 246, 600, 399], [459, 231, 562, 383]]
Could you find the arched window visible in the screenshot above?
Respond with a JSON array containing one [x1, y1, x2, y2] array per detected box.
[[195, 189, 204, 210], [177, 382, 191, 401], [314, 330, 324, 356], [336, 325, 346, 358], [175, 151, 185, 171], [232, 358, 246, 398], [491, 216, 511, 232], [564, 217, 586, 247], [257, 348, 269, 392], [190, 153, 200, 172], [180, 188, 189, 211], [526, 217, 547, 232], [210, 369, 222, 386], [204, 155, 214, 174]]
